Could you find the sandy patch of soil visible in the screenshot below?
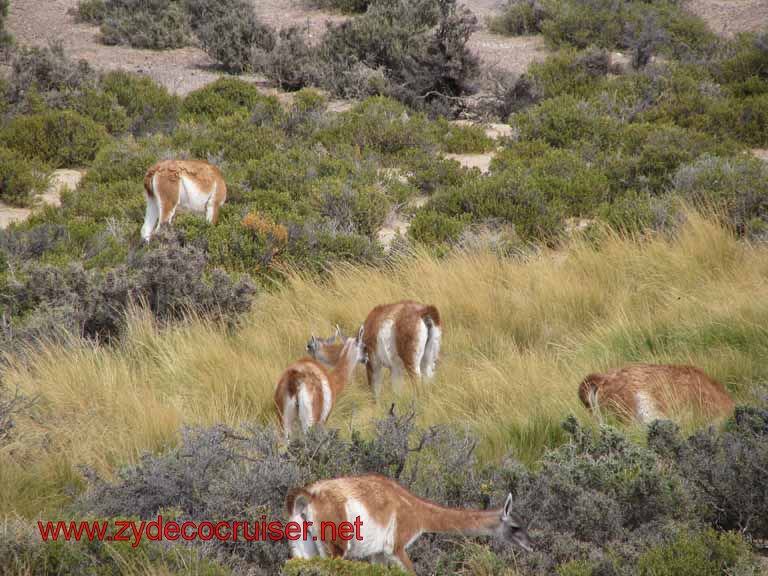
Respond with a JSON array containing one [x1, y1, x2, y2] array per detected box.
[[685, 0, 768, 37], [0, 168, 85, 230], [444, 152, 495, 173]]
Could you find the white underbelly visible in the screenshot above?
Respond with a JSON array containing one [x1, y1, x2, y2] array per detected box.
[[343, 499, 395, 559]]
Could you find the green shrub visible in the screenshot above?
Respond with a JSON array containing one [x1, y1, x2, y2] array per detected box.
[[283, 558, 408, 576], [1, 110, 109, 168], [528, 47, 609, 100], [0, 517, 231, 576], [100, 1, 189, 49], [636, 529, 757, 576], [171, 114, 283, 165], [672, 154, 768, 237], [600, 123, 739, 195], [195, 0, 275, 73], [269, 0, 479, 112], [515, 95, 621, 148], [397, 148, 466, 194], [319, 97, 434, 155], [430, 118, 494, 153], [708, 94, 768, 147], [5, 44, 96, 112], [715, 31, 768, 88], [488, 0, 549, 36], [181, 77, 280, 122], [0, 0, 11, 47], [0, 147, 49, 207], [73, 0, 106, 22], [100, 71, 180, 135], [83, 136, 168, 187], [408, 209, 467, 244], [69, 86, 130, 133]]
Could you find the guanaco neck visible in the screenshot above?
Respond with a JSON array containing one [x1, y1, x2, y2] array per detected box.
[[328, 341, 358, 397], [412, 499, 501, 536]]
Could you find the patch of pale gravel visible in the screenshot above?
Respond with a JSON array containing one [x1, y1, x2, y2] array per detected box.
[[685, 0, 768, 37]]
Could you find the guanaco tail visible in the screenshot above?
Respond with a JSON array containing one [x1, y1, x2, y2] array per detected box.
[[142, 159, 227, 241], [275, 326, 366, 439], [579, 363, 735, 424], [285, 474, 532, 573]]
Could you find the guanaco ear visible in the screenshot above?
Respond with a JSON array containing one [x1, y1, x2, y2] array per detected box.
[[334, 324, 343, 341], [307, 336, 317, 352], [503, 493, 516, 523], [356, 325, 365, 343]]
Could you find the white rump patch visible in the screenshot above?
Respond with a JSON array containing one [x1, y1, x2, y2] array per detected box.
[[634, 390, 661, 423], [298, 385, 315, 431]]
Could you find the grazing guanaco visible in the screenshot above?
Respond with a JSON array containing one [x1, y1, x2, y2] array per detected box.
[[274, 327, 366, 439], [285, 474, 532, 573], [578, 363, 735, 424], [141, 159, 227, 241], [353, 300, 442, 397]]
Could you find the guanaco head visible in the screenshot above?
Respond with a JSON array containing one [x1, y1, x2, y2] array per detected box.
[[499, 493, 533, 552], [307, 325, 368, 366]]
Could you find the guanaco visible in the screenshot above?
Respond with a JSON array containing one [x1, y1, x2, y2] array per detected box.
[[275, 327, 366, 439], [142, 159, 227, 241], [354, 300, 442, 397], [578, 363, 735, 424], [285, 474, 532, 573]]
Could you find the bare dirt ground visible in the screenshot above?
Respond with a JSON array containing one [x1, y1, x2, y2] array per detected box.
[[686, 0, 768, 37], [0, 169, 84, 229], [5, 0, 545, 95]]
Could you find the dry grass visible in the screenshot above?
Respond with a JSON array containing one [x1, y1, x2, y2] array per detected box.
[[3, 213, 768, 516]]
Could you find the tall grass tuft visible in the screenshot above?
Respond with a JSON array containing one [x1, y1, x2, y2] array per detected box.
[[2, 214, 767, 516]]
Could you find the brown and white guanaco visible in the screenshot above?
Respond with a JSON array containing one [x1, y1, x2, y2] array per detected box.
[[142, 159, 227, 241], [275, 327, 366, 439], [285, 474, 532, 573], [578, 363, 735, 424], [317, 301, 441, 398]]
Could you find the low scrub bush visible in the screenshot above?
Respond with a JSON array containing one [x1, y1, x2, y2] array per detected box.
[[181, 77, 280, 122], [671, 154, 768, 237], [0, 147, 49, 207], [0, 228, 255, 342], [0, 0, 11, 47], [515, 95, 621, 148], [305, 0, 373, 13], [100, 71, 180, 135], [68, 407, 766, 574], [528, 47, 610, 100], [0, 110, 109, 168], [488, 0, 549, 36], [0, 517, 230, 576], [4, 44, 96, 114], [195, 0, 275, 73], [284, 558, 407, 575], [636, 529, 758, 576]]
